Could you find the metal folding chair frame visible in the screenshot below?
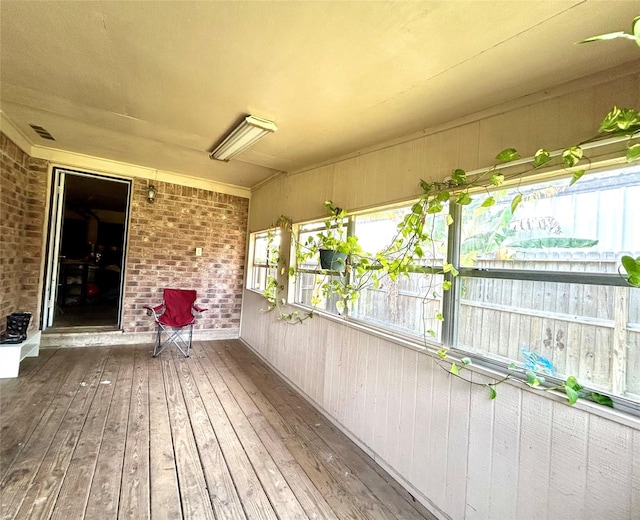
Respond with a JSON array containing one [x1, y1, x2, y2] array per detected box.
[[151, 317, 194, 357], [145, 289, 206, 358]]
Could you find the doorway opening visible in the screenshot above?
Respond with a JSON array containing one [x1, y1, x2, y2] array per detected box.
[[43, 169, 130, 331]]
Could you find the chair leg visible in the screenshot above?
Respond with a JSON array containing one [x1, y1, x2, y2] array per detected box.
[[151, 323, 193, 358], [185, 324, 193, 357], [152, 324, 162, 357]]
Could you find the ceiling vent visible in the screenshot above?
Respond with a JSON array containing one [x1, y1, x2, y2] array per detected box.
[[29, 124, 55, 141]]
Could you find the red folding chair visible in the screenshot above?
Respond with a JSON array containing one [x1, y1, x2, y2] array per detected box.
[[145, 289, 207, 357]]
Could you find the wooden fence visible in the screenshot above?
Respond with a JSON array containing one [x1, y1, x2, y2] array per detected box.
[[349, 254, 640, 398]]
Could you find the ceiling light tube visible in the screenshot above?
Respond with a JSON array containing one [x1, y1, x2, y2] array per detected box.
[[210, 115, 277, 161]]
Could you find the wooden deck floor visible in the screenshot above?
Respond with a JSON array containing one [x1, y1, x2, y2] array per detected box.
[[0, 340, 433, 520]]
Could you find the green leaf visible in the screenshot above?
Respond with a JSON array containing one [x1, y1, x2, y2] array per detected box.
[[508, 362, 517, 370], [437, 348, 448, 360], [533, 148, 552, 167], [488, 386, 497, 400], [456, 192, 473, 205], [446, 214, 454, 226], [526, 370, 540, 386], [569, 170, 585, 186], [599, 106, 622, 133], [562, 146, 583, 167], [590, 392, 614, 408], [565, 375, 583, 391], [437, 190, 451, 202], [451, 168, 467, 185], [461, 357, 472, 365], [442, 280, 452, 291], [621, 255, 640, 275], [634, 15, 640, 46], [627, 143, 640, 162], [427, 200, 443, 214], [450, 362, 459, 375], [490, 173, 504, 186], [411, 202, 423, 215], [565, 385, 579, 405], [443, 262, 459, 276], [511, 193, 523, 214], [481, 196, 496, 207], [419, 180, 433, 193], [435, 312, 444, 321], [496, 148, 520, 162], [621, 255, 640, 287]]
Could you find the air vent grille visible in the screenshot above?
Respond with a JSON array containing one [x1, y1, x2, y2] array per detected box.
[[29, 124, 55, 141]]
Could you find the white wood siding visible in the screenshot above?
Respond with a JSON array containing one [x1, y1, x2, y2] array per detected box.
[[241, 291, 639, 520], [242, 66, 640, 520]]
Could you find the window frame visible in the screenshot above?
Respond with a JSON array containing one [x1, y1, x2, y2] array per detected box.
[[247, 161, 640, 412]]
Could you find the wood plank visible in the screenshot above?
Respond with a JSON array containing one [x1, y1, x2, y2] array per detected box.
[[612, 285, 629, 395], [0, 348, 75, 473], [361, 336, 380, 448], [548, 401, 588, 519], [215, 340, 427, 520], [184, 351, 309, 519], [426, 361, 450, 509], [148, 354, 182, 520], [514, 389, 552, 520], [0, 347, 57, 399], [169, 352, 277, 520], [632, 429, 640, 516], [84, 346, 135, 519], [465, 372, 495, 520], [206, 343, 370, 520], [397, 349, 417, 479], [384, 342, 404, 469], [49, 349, 122, 520], [161, 356, 216, 520], [488, 381, 521, 520], [585, 414, 633, 519], [444, 373, 471, 520], [0, 347, 108, 518], [118, 348, 151, 519], [373, 340, 392, 464], [410, 353, 433, 498], [192, 344, 339, 520], [12, 347, 112, 519]]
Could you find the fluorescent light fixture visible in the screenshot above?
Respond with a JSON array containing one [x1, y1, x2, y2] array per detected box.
[[210, 115, 277, 161]]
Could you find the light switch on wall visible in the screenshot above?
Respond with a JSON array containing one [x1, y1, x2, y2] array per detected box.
[[195, 247, 203, 256]]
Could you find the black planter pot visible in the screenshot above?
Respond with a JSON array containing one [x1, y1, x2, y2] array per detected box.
[[319, 249, 347, 271]]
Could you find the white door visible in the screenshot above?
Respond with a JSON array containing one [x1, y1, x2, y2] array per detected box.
[[42, 170, 66, 330]]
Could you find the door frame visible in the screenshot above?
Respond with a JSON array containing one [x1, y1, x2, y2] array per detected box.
[[41, 167, 132, 331]]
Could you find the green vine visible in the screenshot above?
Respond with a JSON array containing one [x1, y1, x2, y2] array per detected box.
[[260, 18, 640, 405]]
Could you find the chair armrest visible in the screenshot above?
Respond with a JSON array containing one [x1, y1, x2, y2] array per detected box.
[[144, 303, 165, 317], [193, 305, 207, 313]]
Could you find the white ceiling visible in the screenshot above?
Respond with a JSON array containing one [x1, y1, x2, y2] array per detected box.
[[1, 1, 639, 189]]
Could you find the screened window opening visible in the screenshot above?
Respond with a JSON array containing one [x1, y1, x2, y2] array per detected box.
[[248, 163, 640, 404]]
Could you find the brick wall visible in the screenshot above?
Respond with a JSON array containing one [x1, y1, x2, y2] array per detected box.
[[122, 179, 248, 335], [0, 132, 248, 337], [0, 133, 48, 333]]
